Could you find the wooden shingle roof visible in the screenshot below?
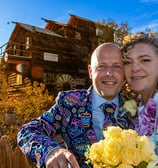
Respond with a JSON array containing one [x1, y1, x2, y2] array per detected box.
[[15, 22, 63, 37]]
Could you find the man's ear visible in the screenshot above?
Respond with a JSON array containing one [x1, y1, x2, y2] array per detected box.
[[88, 65, 92, 79]]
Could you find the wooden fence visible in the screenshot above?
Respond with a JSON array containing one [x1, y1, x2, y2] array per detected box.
[[0, 135, 64, 168], [0, 136, 36, 168]]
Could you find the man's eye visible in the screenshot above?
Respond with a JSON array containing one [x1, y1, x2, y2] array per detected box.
[[113, 65, 122, 69], [97, 65, 105, 69]]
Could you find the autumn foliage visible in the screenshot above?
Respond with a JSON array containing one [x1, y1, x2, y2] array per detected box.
[[0, 80, 54, 149]]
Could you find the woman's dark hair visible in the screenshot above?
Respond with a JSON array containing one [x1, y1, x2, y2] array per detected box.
[[121, 32, 158, 100], [121, 32, 158, 58]]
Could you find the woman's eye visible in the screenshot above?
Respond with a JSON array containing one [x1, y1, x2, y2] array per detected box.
[[123, 61, 132, 65], [141, 59, 151, 63]]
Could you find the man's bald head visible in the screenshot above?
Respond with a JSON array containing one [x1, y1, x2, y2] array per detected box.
[[88, 42, 124, 100], [90, 43, 120, 68]]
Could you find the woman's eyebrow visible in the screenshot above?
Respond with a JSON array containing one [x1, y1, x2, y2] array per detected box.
[[139, 54, 151, 58]]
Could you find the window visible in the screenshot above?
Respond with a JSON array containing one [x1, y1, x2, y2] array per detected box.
[[96, 28, 103, 36], [16, 74, 22, 85], [20, 45, 24, 56], [76, 45, 88, 55], [13, 45, 17, 55], [26, 36, 29, 49], [75, 32, 81, 40]]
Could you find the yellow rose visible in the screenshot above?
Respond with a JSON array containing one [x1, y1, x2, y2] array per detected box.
[[88, 140, 104, 163], [117, 163, 133, 168], [93, 162, 103, 168], [137, 136, 155, 162], [121, 129, 138, 147], [121, 129, 141, 166], [121, 146, 141, 166], [102, 137, 122, 166], [103, 126, 122, 140], [123, 99, 137, 117]]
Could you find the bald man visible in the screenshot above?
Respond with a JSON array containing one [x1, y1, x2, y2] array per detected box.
[[17, 43, 129, 168]]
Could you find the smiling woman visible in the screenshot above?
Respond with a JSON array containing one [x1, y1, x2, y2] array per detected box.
[[121, 32, 158, 155]]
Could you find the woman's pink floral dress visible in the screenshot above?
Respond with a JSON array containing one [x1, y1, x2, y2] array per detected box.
[[133, 93, 158, 154]]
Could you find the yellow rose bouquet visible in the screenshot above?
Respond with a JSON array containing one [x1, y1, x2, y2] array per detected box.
[[85, 126, 158, 168]]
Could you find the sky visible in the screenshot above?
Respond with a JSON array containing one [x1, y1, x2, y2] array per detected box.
[[1, 0, 158, 48]]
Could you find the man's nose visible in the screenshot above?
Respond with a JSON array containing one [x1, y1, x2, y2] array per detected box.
[[106, 66, 114, 76]]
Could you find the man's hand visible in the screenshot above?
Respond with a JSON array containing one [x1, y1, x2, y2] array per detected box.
[[46, 148, 80, 168]]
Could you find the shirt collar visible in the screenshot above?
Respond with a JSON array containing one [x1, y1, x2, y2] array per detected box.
[[92, 88, 119, 109]]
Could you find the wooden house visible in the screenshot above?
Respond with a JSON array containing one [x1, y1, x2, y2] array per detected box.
[[1, 14, 97, 95]]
